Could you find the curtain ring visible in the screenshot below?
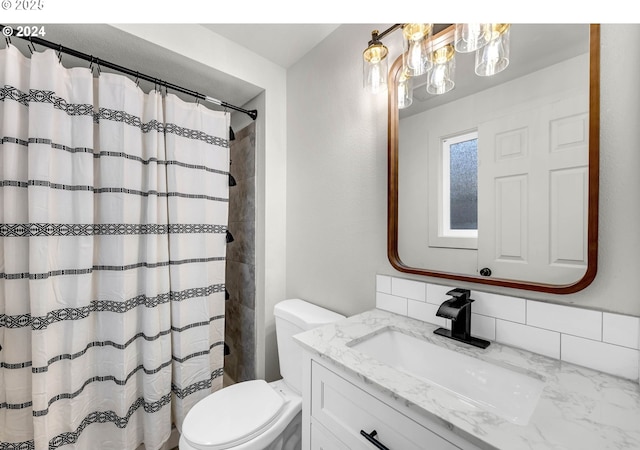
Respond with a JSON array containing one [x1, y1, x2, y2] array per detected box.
[[89, 57, 101, 76], [57, 44, 62, 63], [4, 36, 10, 48], [135, 72, 140, 87], [27, 39, 36, 54]]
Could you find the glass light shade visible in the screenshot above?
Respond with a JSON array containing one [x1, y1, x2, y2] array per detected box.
[[426, 44, 455, 95], [397, 71, 413, 109], [363, 42, 389, 94], [454, 23, 491, 53], [475, 24, 510, 77], [402, 23, 433, 77]]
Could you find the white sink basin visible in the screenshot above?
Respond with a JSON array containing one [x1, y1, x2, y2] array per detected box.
[[349, 329, 544, 425]]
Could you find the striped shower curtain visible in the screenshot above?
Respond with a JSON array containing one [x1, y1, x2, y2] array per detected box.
[[0, 44, 228, 450]]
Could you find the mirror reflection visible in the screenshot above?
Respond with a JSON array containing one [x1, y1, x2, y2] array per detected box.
[[391, 24, 598, 292]]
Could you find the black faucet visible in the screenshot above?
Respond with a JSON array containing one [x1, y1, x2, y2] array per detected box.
[[433, 288, 490, 349]]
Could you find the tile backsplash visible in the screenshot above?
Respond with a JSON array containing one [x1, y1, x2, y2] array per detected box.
[[376, 275, 640, 383]]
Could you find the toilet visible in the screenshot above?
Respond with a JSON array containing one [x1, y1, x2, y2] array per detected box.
[[179, 299, 345, 450]]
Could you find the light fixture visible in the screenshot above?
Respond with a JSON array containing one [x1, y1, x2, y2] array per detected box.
[[362, 23, 512, 104], [475, 24, 511, 76], [426, 44, 456, 95], [363, 30, 389, 94], [402, 23, 433, 77], [454, 23, 491, 53], [397, 69, 413, 109]]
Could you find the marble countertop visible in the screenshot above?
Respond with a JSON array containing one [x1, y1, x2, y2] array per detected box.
[[294, 308, 640, 450]]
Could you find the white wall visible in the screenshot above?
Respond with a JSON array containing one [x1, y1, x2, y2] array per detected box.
[[286, 24, 392, 317], [286, 24, 640, 317]]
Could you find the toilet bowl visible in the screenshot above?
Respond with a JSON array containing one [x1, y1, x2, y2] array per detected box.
[[179, 299, 345, 450], [178, 379, 301, 450]]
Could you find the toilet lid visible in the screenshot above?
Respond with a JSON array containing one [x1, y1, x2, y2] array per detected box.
[[182, 380, 286, 450]]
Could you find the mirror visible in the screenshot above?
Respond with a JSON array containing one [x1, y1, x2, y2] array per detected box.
[[388, 24, 600, 294]]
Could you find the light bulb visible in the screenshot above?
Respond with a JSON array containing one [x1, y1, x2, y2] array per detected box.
[[475, 24, 510, 76], [402, 24, 432, 77], [398, 71, 413, 109], [406, 40, 425, 73], [363, 40, 389, 94], [426, 44, 455, 95], [455, 23, 491, 53], [367, 62, 387, 94]]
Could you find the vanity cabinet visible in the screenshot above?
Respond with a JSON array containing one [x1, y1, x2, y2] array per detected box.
[[302, 354, 481, 450]]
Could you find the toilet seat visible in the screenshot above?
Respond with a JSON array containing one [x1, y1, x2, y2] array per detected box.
[[181, 380, 287, 450]]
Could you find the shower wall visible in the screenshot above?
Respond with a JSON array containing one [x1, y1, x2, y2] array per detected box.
[[225, 121, 257, 383]]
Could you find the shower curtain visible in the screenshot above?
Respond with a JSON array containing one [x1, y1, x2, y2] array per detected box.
[[0, 44, 229, 450]]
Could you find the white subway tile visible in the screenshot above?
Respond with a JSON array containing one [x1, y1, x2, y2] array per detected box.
[[471, 314, 496, 341], [376, 292, 408, 316], [561, 334, 639, 381], [527, 301, 602, 340], [471, 291, 526, 323], [376, 275, 392, 294], [391, 278, 426, 302], [602, 313, 640, 350], [425, 283, 457, 305], [496, 320, 560, 359], [407, 300, 448, 327]]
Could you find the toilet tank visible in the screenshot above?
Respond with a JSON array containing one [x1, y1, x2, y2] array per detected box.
[[274, 299, 345, 394]]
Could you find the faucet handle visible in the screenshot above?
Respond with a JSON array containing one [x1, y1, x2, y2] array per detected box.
[[446, 288, 472, 302], [446, 288, 470, 298], [445, 288, 474, 309]]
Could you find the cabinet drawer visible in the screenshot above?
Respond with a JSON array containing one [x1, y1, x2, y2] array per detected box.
[[311, 361, 461, 450], [310, 419, 350, 450]]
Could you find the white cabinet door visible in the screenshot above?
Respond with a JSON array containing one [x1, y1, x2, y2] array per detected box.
[[310, 420, 350, 450], [477, 96, 589, 284], [310, 361, 462, 450]]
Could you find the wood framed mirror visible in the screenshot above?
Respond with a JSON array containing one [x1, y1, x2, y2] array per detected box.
[[388, 24, 600, 294]]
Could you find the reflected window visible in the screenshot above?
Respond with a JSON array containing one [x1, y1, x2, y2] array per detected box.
[[442, 131, 478, 238]]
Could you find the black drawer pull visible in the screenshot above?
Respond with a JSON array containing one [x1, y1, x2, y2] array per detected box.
[[360, 429, 390, 450]]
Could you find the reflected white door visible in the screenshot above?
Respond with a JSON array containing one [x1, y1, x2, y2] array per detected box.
[[477, 96, 589, 284]]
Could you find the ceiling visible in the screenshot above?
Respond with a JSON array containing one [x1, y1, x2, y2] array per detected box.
[[201, 24, 340, 68]]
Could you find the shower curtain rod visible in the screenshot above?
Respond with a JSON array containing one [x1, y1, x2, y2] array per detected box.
[[1, 25, 258, 121]]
